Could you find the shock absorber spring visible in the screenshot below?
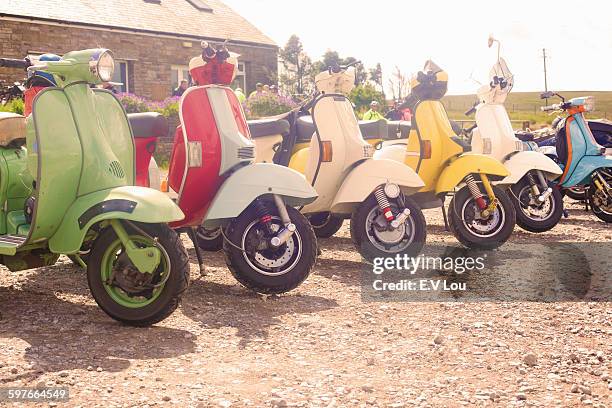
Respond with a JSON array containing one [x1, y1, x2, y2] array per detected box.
[[374, 186, 395, 221], [527, 172, 541, 197], [254, 199, 274, 233], [465, 174, 487, 210]]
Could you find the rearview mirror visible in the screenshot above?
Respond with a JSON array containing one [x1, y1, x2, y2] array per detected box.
[[540, 91, 555, 99], [487, 35, 496, 48]]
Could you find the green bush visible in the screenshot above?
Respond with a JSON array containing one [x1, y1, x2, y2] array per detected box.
[[0, 98, 24, 115], [244, 93, 297, 119], [349, 84, 385, 114]]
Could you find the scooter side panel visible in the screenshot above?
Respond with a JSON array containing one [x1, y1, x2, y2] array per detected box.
[[329, 158, 425, 215], [171, 86, 223, 227], [254, 133, 283, 164], [499, 151, 562, 185], [49, 186, 184, 254], [203, 163, 317, 226], [562, 154, 612, 187], [435, 153, 509, 193], [473, 105, 517, 161], [27, 88, 82, 242]]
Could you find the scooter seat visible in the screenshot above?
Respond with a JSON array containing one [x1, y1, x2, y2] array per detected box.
[[296, 116, 315, 143], [359, 119, 388, 140], [0, 112, 26, 147], [515, 132, 535, 142], [386, 120, 412, 140], [248, 118, 290, 138], [128, 112, 168, 139]]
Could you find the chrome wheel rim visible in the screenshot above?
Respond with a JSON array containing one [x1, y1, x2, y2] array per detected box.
[[460, 198, 506, 237], [364, 206, 416, 253], [517, 185, 555, 221]]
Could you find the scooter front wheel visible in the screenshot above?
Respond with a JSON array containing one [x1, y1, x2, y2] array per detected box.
[[224, 204, 317, 294], [196, 226, 223, 251], [350, 194, 427, 262], [448, 185, 516, 249], [510, 176, 563, 233], [308, 212, 344, 238], [588, 176, 612, 223], [87, 222, 189, 326]]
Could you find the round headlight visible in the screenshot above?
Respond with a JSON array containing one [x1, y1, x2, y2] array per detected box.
[[97, 51, 115, 82], [383, 183, 401, 199]]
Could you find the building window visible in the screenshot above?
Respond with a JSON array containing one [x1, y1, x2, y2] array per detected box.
[[111, 60, 130, 93], [171, 65, 191, 90], [231, 62, 246, 91]]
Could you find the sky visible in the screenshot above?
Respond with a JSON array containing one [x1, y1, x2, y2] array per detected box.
[[222, 0, 612, 95]]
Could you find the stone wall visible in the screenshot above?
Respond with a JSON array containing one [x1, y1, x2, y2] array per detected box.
[[0, 19, 278, 99]]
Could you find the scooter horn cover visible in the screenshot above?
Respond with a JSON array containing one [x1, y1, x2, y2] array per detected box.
[[188, 52, 239, 86]]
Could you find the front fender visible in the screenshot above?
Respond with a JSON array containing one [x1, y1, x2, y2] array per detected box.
[[330, 158, 424, 214], [500, 151, 563, 185], [436, 153, 509, 193], [49, 186, 184, 254], [204, 163, 317, 222]]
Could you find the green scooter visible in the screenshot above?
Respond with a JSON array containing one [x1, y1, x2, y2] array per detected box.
[[0, 49, 189, 326]]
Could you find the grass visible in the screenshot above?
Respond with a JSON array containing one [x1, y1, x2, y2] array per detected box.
[[442, 91, 612, 127]]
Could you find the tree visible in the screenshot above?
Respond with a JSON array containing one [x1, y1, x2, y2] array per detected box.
[[369, 63, 383, 91], [388, 66, 410, 100], [349, 83, 386, 116], [314, 51, 367, 85], [278, 35, 314, 96]]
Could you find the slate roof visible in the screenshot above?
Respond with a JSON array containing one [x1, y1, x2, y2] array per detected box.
[[0, 0, 276, 47]]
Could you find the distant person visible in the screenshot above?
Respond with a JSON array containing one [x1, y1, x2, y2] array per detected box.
[[263, 84, 270, 94], [362, 101, 385, 121], [173, 79, 188, 97], [234, 87, 246, 103], [270, 85, 279, 95], [249, 83, 264, 98], [385, 102, 403, 121]]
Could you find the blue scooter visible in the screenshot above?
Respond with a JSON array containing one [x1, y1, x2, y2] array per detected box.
[[539, 91, 612, 222]]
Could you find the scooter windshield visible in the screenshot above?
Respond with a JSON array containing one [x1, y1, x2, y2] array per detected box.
[[478, 57, 514, 104]]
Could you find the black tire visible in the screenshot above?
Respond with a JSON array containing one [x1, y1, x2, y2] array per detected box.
[[564, 186, 587, 201], [224, 204, 317, 294], [87, 222, 189, 326], [195, 226, 223, 251], [448, 184, 516, 249], [510, 176, 563, 233], [350, 194, 426, 262], [308, 212, 344, 238], [588, 181, 612, 223]]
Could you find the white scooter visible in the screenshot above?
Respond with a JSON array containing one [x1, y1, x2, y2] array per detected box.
[[248, 62, 428, 261], [467, 37, 563, 232]]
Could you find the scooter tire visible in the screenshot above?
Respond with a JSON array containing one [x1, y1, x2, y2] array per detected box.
[[196, 226, 223, 251], [350, 194, 426, 262], [510, 177, 563, 233], [308, 212, 344, 238], [588, 185, 612, 223], [564, 187, 587, 201], [87, 222, 189, 327], [224, 205, 317, 294], [448, 185, 516, 249]]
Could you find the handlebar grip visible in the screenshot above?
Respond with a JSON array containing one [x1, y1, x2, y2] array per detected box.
[[541, 105, 557, 112], [465, 107, 477, 116], [0, 58, 27, 69]]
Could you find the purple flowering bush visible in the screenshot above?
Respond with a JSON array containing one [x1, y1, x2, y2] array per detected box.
[[244, 93, 297, 119], [117, 93, 180, 123]]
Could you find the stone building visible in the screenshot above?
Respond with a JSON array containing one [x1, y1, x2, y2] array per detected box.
[[0, 0, 278, 100]]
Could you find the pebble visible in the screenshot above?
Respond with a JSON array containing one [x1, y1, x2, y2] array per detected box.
[[516, 393, 527, 400], [433, 334, 445, 345], [361, 385, 374, 393], [523, 352, 538, 366]]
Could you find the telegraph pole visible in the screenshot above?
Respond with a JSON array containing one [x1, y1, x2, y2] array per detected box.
[[542, 48, 549, 104]]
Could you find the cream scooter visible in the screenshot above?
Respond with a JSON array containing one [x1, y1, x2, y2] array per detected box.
[[249, 62, 428, 261], [468, 37, 563, 232]]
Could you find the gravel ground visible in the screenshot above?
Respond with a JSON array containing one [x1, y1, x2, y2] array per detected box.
[[0, 199, 610, 408]]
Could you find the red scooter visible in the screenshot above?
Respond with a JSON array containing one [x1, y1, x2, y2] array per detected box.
[[138, 42, 319, 294]]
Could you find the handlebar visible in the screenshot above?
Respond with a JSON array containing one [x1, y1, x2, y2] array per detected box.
[[0, 58, 28, 69], [329, 60, 361, 74], [541, 104, 561, 112]]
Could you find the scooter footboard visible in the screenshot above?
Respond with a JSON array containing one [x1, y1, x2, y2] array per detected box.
[[204, 163, 318, 222], [499, 151, 563, 185], [330, 158, 424, 214]]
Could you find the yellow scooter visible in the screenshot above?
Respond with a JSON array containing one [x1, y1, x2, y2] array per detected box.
[[375, 61, 516, 249], [247, 62, 428, 261]]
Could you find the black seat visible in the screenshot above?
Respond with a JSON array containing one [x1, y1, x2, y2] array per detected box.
[[515, 131, 535, 142], [247, 118, 290, 138], [451, 136, 472, 152], [588, 119, 612, 147], [128, 112, 168, 139], [359, 120, 388, 140], [386, 120, 412, 139], [296, 116, 315, 143]]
